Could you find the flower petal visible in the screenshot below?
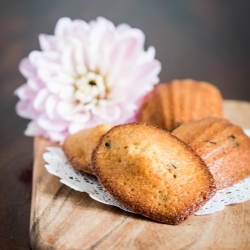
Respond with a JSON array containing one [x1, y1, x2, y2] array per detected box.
[[69, 112, 91, 123], [58, 85, 75, 101], [131, 60, 161, 83], [60, 44, 76, 75], [55, 17, 72, 36], [27, 79, 43, 91], [19, 58, 36, 79], [91, 100, 121, 122], [48, 130, 67, 142], [16, 100, 38, 119], [107, 30, 145, 79], [68, 122, 86, 134], [56, 101, 75, 117], [24, 121, 45, 136], [14, 84, 33, 100], [39, 34, 60, 51], [145, 46, 156, 61], [45, 95, 58, 120], [70, 19, 89, 41], [110, 28, 145, 64], [97, 30, 116, 75], [33, 89, 49, 110], [73, 44, 87, 75], [37, 114, 68, 132], [116, 102, 138, 123], [116, 23, 132, 33]]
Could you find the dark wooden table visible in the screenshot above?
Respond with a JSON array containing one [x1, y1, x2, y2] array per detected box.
[[1, 1, 250, 249]]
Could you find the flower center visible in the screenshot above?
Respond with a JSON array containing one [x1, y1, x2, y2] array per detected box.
[[74, 72, 107, 105]]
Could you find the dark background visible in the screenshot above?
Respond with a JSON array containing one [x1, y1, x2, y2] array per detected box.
[[0, 0, 250, 249]]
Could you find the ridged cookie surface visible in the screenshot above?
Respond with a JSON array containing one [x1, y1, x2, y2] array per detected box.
[[173, 117, 250, 189], [63, 124, 113, 175], [138, 79, 223, 131], [92, 123, 216, 224]]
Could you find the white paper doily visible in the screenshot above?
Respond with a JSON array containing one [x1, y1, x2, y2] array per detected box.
[[43, 147, 132, 213], [43, 129, 250, 216]]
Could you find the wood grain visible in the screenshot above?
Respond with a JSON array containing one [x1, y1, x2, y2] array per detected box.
[[30, 100, 250, 250]]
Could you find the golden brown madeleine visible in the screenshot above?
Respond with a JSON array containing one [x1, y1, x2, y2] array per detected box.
[[62, 124, 113, 175], [138, 79, 223, 131], [173, 117, 250, 189], [92, 123, 216, 224]]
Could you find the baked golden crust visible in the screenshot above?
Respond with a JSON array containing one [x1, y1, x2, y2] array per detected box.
[[173, 117, 250, 189], [138, 79, 223, 131], [92, 123, 216, 224], [62, 124, 113, 175]]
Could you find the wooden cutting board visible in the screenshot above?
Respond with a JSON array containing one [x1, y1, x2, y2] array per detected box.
[[30, 100, 250, 250]]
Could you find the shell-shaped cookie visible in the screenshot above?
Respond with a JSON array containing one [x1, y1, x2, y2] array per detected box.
[[92, 123, 216, 224], [63, 124, 113, 175], [173, 117, 250, 189], [138, 79, 223, 131]]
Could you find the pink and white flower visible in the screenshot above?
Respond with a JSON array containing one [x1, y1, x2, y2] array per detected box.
[[15, 17, 161, 142]]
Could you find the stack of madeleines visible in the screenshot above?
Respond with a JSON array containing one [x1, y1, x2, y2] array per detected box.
[[62, 79, 250, 225]]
